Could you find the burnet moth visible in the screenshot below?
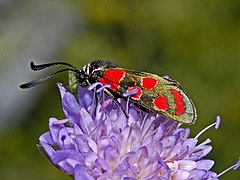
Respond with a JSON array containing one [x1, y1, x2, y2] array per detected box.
[[20, 60, 197, 124]]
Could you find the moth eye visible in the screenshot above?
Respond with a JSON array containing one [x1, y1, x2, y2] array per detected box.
[[80, 74, 85, 79]]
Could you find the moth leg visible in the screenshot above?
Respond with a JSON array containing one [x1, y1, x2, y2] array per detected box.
[[93, 89, 99, 116], [104, 89, 129, 118]]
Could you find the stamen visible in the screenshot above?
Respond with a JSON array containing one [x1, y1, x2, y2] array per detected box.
[[96, 84, 111, 93], [217, 157, 240, 177], [234, 157, 240, 170], [194, 116, 221, 139], [123, 88, 139, 97], [122, 88, 139, 117], [162, 75, 170, 79], [215, 116, 221, 129], [88, 82, 103, 91], [196, 138, 211, 148]]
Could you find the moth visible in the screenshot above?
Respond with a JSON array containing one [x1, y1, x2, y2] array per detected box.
[[20, 60, 197, 123]]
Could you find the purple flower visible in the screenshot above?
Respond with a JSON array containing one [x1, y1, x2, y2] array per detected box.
[[38, 83, 239, 180]]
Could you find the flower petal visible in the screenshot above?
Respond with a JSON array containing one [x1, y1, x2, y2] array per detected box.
[[197, 160, 214, 170], [104, 145, 120, 169], [62, 92, 81, 125], [39, 131, 53, 144], [74, 164, 95, 180], [178, 160, 197, 171], [173, 170, 191, 180]]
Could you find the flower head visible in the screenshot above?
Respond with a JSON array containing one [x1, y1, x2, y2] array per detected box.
[[38, 83, 238, 179]]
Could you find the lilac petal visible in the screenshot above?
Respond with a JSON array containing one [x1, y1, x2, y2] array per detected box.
[[65, 158, 79, 168], [183, 138, 198, 151], [91, 167, 104, 178], [37, 143, 57, 169], [177, 146, 190, 159], [110, 135, 121, 152], [49, 118, 62, 144], [127, 108, 139, 124], [198, 145, 212, 159], [189, 145, 212, 160], [204, 171, 218, 179], [173, 170, 191, 180], [57, 83, 68, 116], [97, 138, 111, 155], [167, 143, 184, 160], [74, 164, 95, 180], [158, 159, 171, 179], [175, 128, 190, 141], [113, 157, 136, 177], [78, 85, 94, 110], [39, 141, 55, 158], [153, 124, 164, 141], [87, 138, 98, 154], [73, 123, 83, 135], [58, 127, 74, 149], [52, 150, 84, 164], [74, 135, 91, 154], [57, 83, 67, 99], [84, 152, 98, 167], [128, 147, 148, 163], [197, 160, 214, 170], [189, 169, 207, 179], [39, 131, 54, 144], [104, 145, 120, 169], [161, 135, 177, 148], [178, 160, 197, 171], [53, 119, 68, 125], [79, 108, 95, 134], [163, 120, 178, 136], [62, 92, 81, 125], [95, 158, 110, 172]]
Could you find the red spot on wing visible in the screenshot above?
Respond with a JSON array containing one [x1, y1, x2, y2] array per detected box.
[[141, 77, 158, 90], [99, 69, 125, 91], [128, 87, 142, 100], [153, 96, 169, 111], [171, 89, 185, 115]]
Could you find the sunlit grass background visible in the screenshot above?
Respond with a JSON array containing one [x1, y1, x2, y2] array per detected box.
[[0, 0, 239, 179]]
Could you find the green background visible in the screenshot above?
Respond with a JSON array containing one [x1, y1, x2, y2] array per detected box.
[[0, 0, 239, 179]]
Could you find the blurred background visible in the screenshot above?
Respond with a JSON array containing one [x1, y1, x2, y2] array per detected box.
[[0, 0, 239, 179]]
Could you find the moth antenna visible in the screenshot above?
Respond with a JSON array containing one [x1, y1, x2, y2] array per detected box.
[[30, 61, 78, 71], [20, 68, 76, 89]]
